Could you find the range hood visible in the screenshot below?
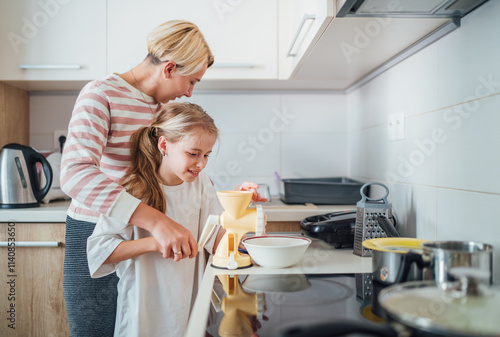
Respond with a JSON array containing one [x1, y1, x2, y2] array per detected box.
[[337, 0, 490, 18]]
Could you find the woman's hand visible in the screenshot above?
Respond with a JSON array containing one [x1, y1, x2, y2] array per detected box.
[[234, 182, 269, 202], [129, 203, 198, 262]]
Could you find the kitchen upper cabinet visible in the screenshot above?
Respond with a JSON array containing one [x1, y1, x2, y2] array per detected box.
[[278, 0, 335, 80], [0, 0, 469, 91], [0, 0, 106, 81], [107, 0, 278, 80]]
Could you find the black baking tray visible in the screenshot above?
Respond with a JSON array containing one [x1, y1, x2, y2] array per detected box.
[[279, 177, 366, 205]]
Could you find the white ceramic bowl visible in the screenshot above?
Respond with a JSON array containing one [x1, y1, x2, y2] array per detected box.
[[242, 235, 312, 268]]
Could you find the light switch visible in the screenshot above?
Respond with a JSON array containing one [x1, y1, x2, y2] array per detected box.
[[388, 116, 396, 141], [388, 112, 405, 141]]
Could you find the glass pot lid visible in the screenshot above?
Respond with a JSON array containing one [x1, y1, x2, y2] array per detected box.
[[379, 268, 500, 337]]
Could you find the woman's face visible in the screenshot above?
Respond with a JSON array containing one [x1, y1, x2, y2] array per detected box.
[[156, 62, 208, 103], [157, 129, 216, 186]]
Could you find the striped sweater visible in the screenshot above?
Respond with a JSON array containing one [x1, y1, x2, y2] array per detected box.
[[60, 74, 161, 224]]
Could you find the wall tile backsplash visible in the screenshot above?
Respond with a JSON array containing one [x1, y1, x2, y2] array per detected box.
[[347, 0, 500, 283], [30, 1, 500, 282], [30, 91, 347, 197]]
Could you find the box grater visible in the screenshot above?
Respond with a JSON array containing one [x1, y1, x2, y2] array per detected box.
[[355, 273, 373, 301], [353, 182, 392, 257]]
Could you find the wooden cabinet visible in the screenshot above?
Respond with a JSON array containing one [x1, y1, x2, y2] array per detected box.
[[107, 0, 278, 80], [278, 0, 335, 79], [0, 222, 68, 337], [267, 221, 301, 232], [0, 0, 106, 81], [0, 82, 29, 148]]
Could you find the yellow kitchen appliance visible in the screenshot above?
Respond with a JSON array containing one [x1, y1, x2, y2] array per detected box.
[[211, 191, 264, 269], [216, 274, 263, 337]]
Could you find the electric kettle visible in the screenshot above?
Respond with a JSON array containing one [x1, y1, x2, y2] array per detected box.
[[0, 143, 53, 208]]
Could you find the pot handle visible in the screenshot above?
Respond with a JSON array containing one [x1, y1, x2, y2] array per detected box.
[[395, 252, 425, 283], [376, 215, 400, 237], [277, 320, 398, 337]]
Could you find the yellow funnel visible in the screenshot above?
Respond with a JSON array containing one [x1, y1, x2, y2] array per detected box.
[[217, 191, 253, 219]]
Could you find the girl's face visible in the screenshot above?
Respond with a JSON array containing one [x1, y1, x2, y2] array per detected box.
[[157, 129, 216, 186]]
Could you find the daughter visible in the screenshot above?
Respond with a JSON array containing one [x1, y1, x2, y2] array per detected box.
[[87, 102, 266, 337]]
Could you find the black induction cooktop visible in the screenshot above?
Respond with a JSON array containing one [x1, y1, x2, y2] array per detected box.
[[204, 273, 381, 337]]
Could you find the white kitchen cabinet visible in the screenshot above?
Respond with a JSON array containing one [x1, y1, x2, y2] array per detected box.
[[278, 0, 336, 80], [0, 0, 467, 91], [107, 0, 278, 80], [0, 0, 106, 81]]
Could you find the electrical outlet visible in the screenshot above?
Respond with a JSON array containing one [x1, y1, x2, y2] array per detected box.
[[53, 130, 68, 151], [388, 113, 405, 141]]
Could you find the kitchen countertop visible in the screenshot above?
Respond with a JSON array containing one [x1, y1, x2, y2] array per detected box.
[[0, 200, 71, 223], [185, 238, 372, 337], [0, 198, 356, 223]]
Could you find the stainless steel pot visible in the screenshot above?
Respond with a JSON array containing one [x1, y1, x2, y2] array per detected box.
[[363, 238, 494, 320], [373, 239, 494, 287], [422, 241, 493, 286], [362, 237, 428, 318], [362, 237, 427, 285]]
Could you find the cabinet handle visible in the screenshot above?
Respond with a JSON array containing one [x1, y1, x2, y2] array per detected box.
[[212, 63, 256, 68], [287, 13, 316, 57], [19, 64, 82, 70], [0, 241, 61, 247]]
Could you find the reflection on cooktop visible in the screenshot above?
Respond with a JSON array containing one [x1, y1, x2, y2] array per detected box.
[[205, 274, 373, 337]]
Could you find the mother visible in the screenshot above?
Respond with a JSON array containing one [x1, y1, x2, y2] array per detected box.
[[60, 20, 213, 336]]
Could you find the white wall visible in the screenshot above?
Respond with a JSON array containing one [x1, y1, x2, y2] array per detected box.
[[30, 93, 79, 153], [347, 0, 500, 283], [195, 92, 348, 194], [29, 91, 348, 196]]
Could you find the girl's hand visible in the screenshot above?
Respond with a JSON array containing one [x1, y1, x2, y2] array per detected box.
[[104, 236, 165, 264], [234, 182, 269, 202], [130, 203, 198, 261]]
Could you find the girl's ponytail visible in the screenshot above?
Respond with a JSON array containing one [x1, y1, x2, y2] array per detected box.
[[120, 125, 166, 213]]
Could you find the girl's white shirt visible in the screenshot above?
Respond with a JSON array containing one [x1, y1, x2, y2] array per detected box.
[[87, 171, 223, 337]]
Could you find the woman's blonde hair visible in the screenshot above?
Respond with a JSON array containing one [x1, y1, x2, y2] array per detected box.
[[121, 102, 219, 213], [147, 20, 214, 75]]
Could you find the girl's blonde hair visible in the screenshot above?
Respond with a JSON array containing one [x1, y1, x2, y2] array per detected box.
[[147, 20, 214, 75], [121, 102, 219, 213]]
